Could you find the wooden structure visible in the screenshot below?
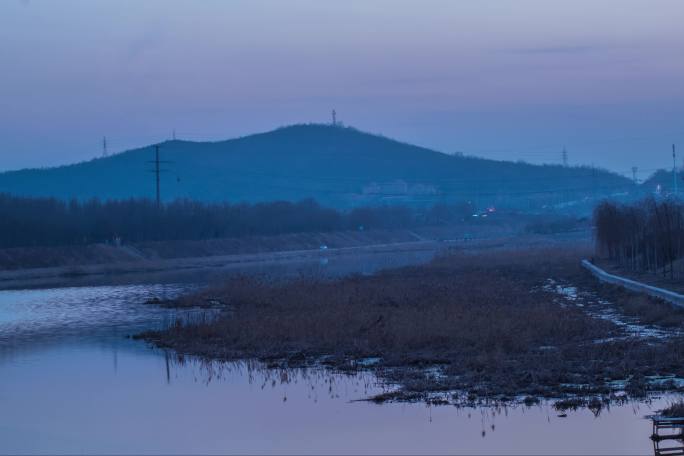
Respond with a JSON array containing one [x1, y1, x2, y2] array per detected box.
[[652, 416, 684, 455]]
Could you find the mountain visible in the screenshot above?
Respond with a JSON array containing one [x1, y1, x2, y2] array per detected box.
[[0, 124, 633, 209]]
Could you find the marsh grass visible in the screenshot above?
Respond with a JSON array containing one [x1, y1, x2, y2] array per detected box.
[[601, 285, 684, 328], [662, 401, 684, 417], [141, 246, 684, 404], [556, 259, 684, 328]]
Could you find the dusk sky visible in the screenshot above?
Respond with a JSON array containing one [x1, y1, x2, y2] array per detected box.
[[1, 0, 683, 178]]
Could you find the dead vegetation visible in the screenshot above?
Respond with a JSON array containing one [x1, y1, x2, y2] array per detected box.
[[140, 246, 684, 406], [606, 285, 684, 327], [662, 401, 684, 417], [563, 262, 684, 328]]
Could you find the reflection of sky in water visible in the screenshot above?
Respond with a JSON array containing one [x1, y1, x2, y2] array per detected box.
[[0, 341, 670, 454]]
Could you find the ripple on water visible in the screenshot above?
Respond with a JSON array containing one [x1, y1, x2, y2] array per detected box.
[[0, 283, 206, 347]]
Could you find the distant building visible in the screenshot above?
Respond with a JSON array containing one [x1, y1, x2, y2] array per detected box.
[[362, 180, 437, 196]]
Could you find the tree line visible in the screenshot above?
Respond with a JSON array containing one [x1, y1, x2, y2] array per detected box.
[[0, 194, 474, 248], [594, 198, 684, 279]]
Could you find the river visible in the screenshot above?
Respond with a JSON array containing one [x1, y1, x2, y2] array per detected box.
[[0, 251, 672, 455]]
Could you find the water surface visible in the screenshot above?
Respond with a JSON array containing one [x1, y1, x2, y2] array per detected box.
[[0, 261, 672, 455]]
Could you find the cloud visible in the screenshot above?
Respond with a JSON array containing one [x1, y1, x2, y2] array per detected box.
[[503, 45, 600, 55]]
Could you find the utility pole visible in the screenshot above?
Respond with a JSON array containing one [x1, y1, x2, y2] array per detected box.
[[332, 109, 337, 126], [632, 166, 638, 185], [154, 146, 161, 207], [562, 147, 568, 167], [673, 144, 678, 196], [147, 145, 173, 207], [102, 136, 108, 157]]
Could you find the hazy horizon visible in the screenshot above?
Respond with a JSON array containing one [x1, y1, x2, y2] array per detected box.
[[2, 0, 683, 178]]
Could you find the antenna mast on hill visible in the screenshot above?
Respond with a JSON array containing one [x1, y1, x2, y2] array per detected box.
[[332, 109, 337, 126], [632, 166, 638, 185], [172, 129, 176, 140], [562, 147, 568, 167], [673, 144, 678, 196], [102, 136, 108, 157]]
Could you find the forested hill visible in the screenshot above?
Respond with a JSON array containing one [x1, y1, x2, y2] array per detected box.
[[0, 124, 633, 209], [641, 169, 684, 194]]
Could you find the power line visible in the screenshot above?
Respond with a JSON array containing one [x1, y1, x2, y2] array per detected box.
[[211, 168, 630, 185], [99, 129, 682, 173], [227, 180, 631, 197]]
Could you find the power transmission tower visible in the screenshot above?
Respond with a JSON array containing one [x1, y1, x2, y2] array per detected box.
[[102, 136, 108, 157], [632, 166, 638, 185], [332, 109, 337, 126], [674, 144, 678, 196], [562, 147, 568, 167], [147, 145, 173, 207]]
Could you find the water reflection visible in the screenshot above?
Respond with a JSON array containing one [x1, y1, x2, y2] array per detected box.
[[164, 354, 388, 402], [0, 282, 678, 454], [159, 351, 676, 455], [0, 335, 674, 454]]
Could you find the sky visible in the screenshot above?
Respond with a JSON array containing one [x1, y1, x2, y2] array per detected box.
[[1, 0, 683, 179]]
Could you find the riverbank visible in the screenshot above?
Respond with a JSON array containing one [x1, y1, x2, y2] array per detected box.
[[0, 228, 424, 270], [1, 220, 541, 272], [0, 239, 439, 290], [140, 244, 684, 409], [0, 227, 589, 290]]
